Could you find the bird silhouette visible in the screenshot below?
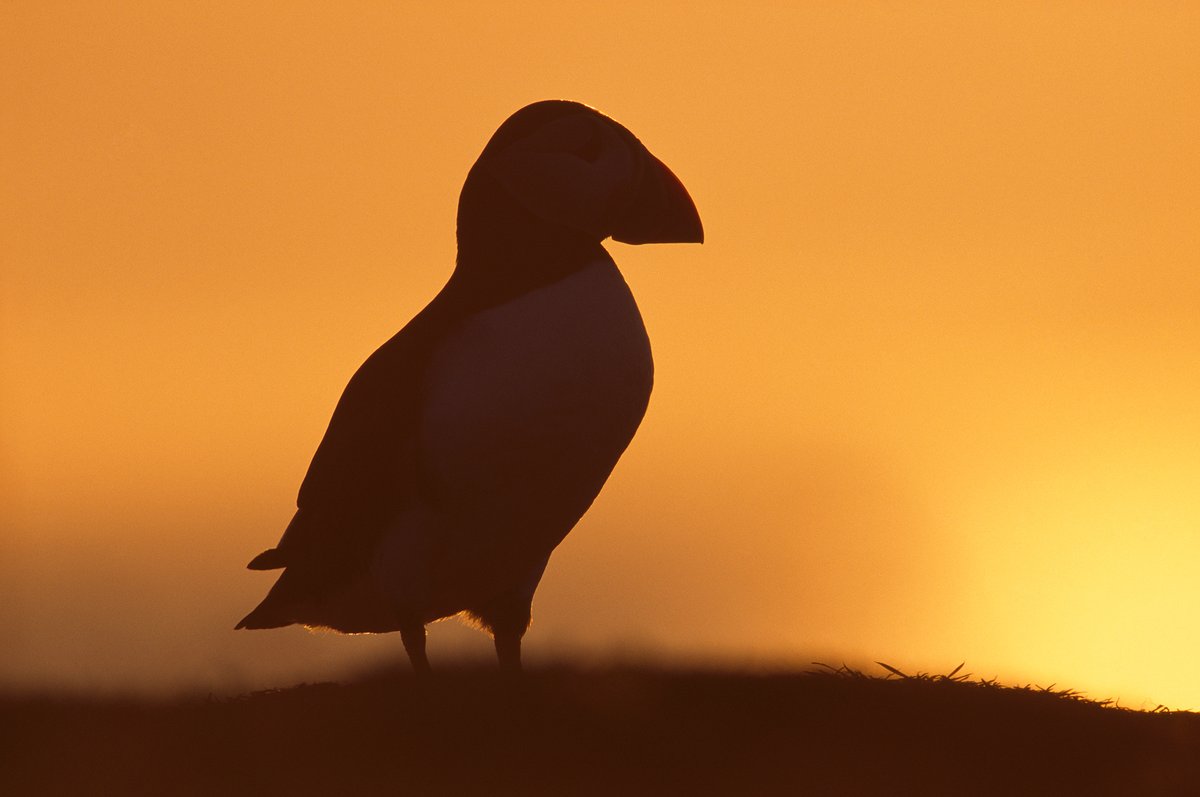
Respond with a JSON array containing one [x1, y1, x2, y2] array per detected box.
[[236, 100, 703, 673]]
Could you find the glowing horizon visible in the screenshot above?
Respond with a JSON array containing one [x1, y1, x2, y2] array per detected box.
[[3, 3, 1198, 709]]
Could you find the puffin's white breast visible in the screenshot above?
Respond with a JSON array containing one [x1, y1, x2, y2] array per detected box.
[[419, 255, 653, 536]]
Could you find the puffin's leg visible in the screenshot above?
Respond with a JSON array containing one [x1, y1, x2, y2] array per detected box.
[[494, 626, 524, 672], [471, 588, 533, 671], [478, 587, 536, 673], [477, 556, 549, 672], [400, 622, 431, 676]]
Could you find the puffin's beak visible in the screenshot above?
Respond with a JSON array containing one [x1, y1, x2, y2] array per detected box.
[[610, 151, 704, 245]]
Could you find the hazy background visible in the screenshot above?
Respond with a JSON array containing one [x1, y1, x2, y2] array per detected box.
[[3, 3, 1198, 707]]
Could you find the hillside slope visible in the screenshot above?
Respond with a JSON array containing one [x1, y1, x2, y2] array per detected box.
[[4, 666, 1198, 795]]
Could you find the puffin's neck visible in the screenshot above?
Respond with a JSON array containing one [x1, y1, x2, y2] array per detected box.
[[451, 166, 607, 309]]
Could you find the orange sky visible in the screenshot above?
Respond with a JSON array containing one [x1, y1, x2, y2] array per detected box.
[[3, 3, 1199, 706]]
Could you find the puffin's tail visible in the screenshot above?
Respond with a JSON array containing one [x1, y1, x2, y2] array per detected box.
[[234, 611, 284, 630], [236, 547, 294, 628], [235, 596, 292, 630], [246, 547, 287, 571], [235, 551, 298, 629]]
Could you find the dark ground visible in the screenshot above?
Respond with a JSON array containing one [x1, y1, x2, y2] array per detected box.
[[3, 665, 1198, 796]]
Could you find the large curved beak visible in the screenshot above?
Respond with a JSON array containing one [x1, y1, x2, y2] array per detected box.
[[610, 151, 704, 245]]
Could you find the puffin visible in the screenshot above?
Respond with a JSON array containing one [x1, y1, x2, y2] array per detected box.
[[236, 100, 703, 673]]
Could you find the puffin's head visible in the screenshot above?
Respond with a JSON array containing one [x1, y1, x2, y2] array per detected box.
[[464, 100, 703, 246]]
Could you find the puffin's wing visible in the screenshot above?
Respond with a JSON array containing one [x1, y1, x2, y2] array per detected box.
[[240, 289, 458, 593]]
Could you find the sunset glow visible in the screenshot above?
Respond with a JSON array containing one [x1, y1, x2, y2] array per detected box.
[[3, 3, 1198, 708]]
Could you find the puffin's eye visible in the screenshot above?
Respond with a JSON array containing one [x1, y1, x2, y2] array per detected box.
[[571, 127, 603, 163]]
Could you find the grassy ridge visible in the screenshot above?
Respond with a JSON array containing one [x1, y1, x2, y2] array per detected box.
[[3, 665, 1198, 795]]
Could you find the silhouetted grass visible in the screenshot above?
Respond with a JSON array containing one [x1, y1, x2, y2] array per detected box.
[[3, 664, 1198, 795]]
